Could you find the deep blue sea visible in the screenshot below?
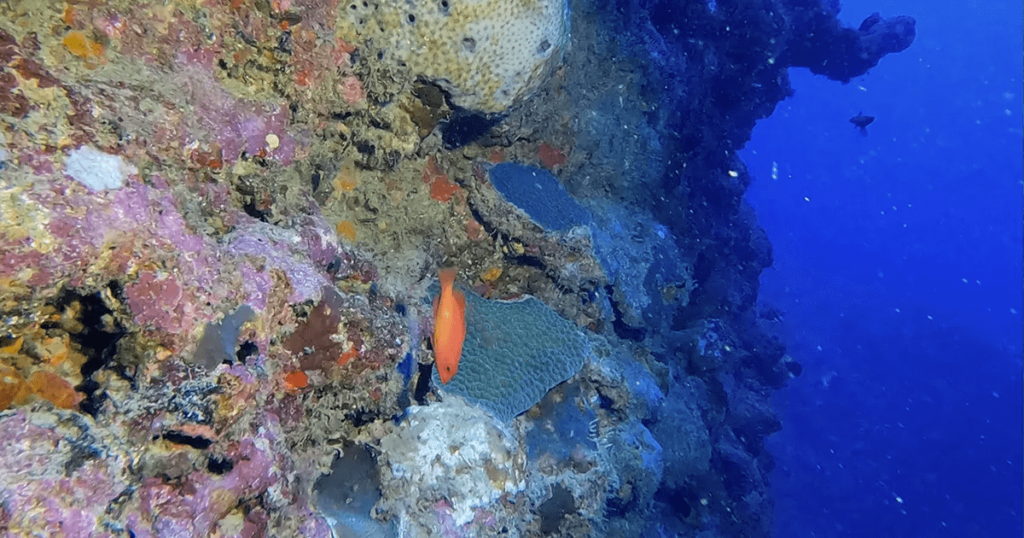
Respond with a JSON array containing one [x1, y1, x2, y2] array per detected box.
[[739, 0, 1023, 535]]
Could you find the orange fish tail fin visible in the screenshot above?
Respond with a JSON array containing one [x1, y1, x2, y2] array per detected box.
[[438, 267, 457, 289]]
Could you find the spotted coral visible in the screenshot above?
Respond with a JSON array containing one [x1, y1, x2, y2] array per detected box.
[[337, 0, 570, 113]]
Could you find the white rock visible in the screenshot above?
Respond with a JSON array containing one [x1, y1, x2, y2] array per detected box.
[[64, 146, 136, 191]]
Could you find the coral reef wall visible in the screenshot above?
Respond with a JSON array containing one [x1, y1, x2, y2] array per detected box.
[[0, 0, 912, 537]]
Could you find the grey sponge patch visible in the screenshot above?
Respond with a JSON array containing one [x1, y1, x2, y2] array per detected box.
[[488, 163, 592, 231], [429, 284, 591, 422], [193, 304, 254, 370], [315, 443, 395, 538]]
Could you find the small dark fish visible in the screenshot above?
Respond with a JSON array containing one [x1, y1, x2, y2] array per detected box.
[[850, 112, 875, 136]]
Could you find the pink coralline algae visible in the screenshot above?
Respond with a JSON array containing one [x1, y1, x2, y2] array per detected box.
[[0, 410, 132, 536], [0, 1, 427, 535], [22, 178, 235, 343], [1, 171, 223, 298], [130, 438, 278, 537], [340, 75, 366, 105], [175, 50, 298, 166], [239, 263, 276, 313], [227, 219, 332, 305], [3, 164, 352, 344], [125, 270, 194, 334], [433, 500, 465, 538], [430, 500, 497, 538]]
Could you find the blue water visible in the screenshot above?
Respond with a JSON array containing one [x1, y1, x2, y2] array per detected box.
[[740, 0, 1023, 536]]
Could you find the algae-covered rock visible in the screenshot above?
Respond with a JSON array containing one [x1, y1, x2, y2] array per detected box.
[[468, 163, 607, 298], [379, 397, 526, 527]]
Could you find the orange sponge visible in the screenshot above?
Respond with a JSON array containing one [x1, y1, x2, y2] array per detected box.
[[28, 370, 83, 409], [0, 364, 30, 411], [63, 31, 105, 61]]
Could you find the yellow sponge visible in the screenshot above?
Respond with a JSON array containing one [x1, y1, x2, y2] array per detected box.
[[338, 0, 570, 113]]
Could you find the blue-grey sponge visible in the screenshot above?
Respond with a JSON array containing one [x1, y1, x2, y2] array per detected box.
[[487, 163, 592, 232], [429, 284, 592, 422]]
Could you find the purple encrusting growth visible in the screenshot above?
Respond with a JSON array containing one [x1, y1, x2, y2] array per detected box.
[[238, 262, 275, 312], [0, 410, 131, 536], [173, 49, 298, 167], [5, 167, 347, 338], [129, 437, 277, 536], [227, 220, 333, 305]]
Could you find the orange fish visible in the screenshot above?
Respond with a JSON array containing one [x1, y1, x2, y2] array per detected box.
[[432, 267, 466, 384]]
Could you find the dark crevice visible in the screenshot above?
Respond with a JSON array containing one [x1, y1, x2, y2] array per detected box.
[[537, 484, 577, 535], [241, 197, 271, 222], [161, 431, 214, 450], [310, 168, 322, 192], [440, 109, 501, 149], [207, 455, 235, 475], [344, 408, 375, 428], [48, 284, 125, 418], [77, 377, 106, 417], [235, 341, 259, 365], [413, 361, 432, 404], [604, 284, 647, 341], [354, 140, 375, 155]]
